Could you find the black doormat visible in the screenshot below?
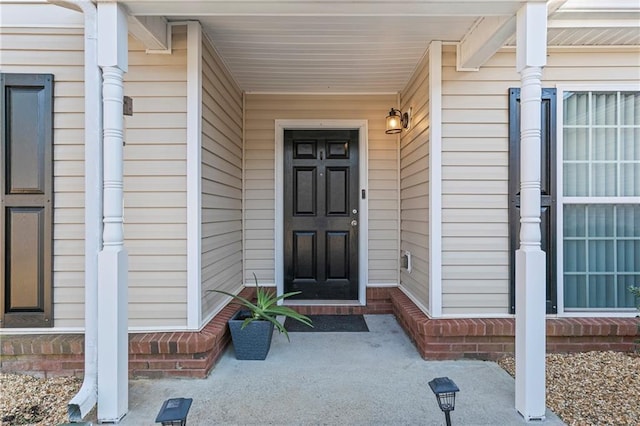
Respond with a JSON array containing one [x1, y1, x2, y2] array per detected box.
[[284, 315, 369, 332]]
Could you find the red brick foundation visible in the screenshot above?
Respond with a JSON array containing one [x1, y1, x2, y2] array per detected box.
[[1, 286, 637, 378], [390, 288, 638, 360]]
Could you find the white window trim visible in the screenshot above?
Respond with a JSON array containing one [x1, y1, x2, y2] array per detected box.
[[556, 84, 639, 318], [274, 120, 369, 305]]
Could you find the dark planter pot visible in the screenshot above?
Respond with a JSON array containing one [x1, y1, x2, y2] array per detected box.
[[228, 310, 275, 360]]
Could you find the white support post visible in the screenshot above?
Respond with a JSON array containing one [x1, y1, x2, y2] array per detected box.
[[515, 2, 547, 421], [97, 2, 128, 422]]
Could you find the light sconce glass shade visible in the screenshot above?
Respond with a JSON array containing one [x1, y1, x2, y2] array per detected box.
[[385, 107, 410, 134]]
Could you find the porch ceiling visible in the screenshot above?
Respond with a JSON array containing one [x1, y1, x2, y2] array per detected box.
[[121, 0, 640, 93]]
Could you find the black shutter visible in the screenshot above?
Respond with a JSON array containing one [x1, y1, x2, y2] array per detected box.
[[508, 87, 557, 314], [1, 73, 54, 327]]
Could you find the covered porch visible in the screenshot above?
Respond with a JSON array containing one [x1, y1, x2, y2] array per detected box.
[[1, 0, 638, 424]]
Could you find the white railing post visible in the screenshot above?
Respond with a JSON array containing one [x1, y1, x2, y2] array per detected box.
[[97, 2, 128, 422], [515, 1, 547, 421]]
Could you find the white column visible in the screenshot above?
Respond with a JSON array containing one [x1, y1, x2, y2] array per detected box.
[[515, 2, 547, 421], [97, 2, 128, 422]]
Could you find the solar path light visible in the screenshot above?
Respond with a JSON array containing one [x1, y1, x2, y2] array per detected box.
[[155, 397, 193, 426], [428, 377, 460, 426]]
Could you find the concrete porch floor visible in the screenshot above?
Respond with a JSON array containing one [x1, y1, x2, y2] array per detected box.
[[106, 315, 564, 425]]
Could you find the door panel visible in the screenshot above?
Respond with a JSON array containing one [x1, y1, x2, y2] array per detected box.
[[508, 88, 557, 314], [326, 168, 348, 215], [284, 129, 359, 300], [1, 73, 54, 327], [293, 231, 317, 280], [326, 231, 349, 279], [294, 168, 317, 215]]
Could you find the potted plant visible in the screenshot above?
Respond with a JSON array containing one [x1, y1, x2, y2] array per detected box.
[[212, 274, 313, 360]]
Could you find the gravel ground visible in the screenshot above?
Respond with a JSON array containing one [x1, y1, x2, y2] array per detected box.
[[498, 351, 640, 426], [1, 351, 638, 425], [0, 374, 81, 426]]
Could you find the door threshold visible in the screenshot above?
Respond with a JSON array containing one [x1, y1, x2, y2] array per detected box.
[[283, 299, 362, 306]]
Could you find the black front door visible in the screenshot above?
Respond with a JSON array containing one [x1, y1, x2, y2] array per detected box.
[[283, 129, 359, 300]]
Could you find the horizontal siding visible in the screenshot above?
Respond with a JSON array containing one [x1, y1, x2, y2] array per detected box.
[[244, 94, 398, 284], [399, 51, 430, 309], [440, 45, 640, 315], [200, 34, 244, 322], [124, 27, 189, 328], [1, 22, 190, 329], [0, 23, 85, 328]]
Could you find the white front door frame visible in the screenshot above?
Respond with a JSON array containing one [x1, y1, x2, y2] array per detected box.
[[274, 120, 369, 305]]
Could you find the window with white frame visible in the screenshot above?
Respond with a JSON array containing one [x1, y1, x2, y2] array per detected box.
[[562, 91, 639, 310]]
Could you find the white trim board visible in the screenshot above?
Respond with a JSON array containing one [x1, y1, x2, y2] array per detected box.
[[186, 21, 202, 330], [428, 41, 443, 318], [275, 119, 369, 305]]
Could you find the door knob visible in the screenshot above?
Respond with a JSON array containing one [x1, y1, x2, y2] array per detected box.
[[351, 220, 358, 227]]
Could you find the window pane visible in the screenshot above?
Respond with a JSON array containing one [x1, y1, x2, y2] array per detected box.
[[564, 92, 588, 125], [564, 275, 586, 308], [564, 274, 587, 308], [592, 127, 617, 161], [591, 163, 617, 196], [621, 128, 639, 161], [587, 205, 614, 237], [617, 205, 640, 237], [564, 240, 586, 272], [564, 127, 588, 160], [564, 205, 585, 237], [618, 275, 640, 308], [564, 163, 589, 196], [617, 240, 639, 272], [589, 275, 616, 308], [593, 92, 617, 125], [588, 240, 614, 272], [620, 92, 639, 126], [621, 163, 640, 196]]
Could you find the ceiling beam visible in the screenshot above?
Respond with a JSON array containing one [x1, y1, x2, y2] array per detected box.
[[456, 15, 515, 71], [117, 1, 527, 17], [127, 15, 170, 52], [548, 19, 640, 28], [456, 0, 568, 71]]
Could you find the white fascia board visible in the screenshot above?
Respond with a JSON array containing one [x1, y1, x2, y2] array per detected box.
[[456, 15, 516, 71], [127, 15, 170, 52]]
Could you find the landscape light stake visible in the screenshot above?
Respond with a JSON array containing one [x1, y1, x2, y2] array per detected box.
[[428, 377, 460, 426], [155, 398, 192, 426]]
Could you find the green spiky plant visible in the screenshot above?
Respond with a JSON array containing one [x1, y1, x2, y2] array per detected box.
[[211, 273, 312, 341]]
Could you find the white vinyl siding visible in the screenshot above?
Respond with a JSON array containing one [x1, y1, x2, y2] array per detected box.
[[440, 45, 640, 315], [244, 94, 398, 285], [200, 35, 244, 320], [0, 10, 85, 328], [399, 53, 430, 309], [124, 27, 189, 328]]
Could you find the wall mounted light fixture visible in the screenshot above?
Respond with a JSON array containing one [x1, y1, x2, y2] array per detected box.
[[385, 107, 411, 134]]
